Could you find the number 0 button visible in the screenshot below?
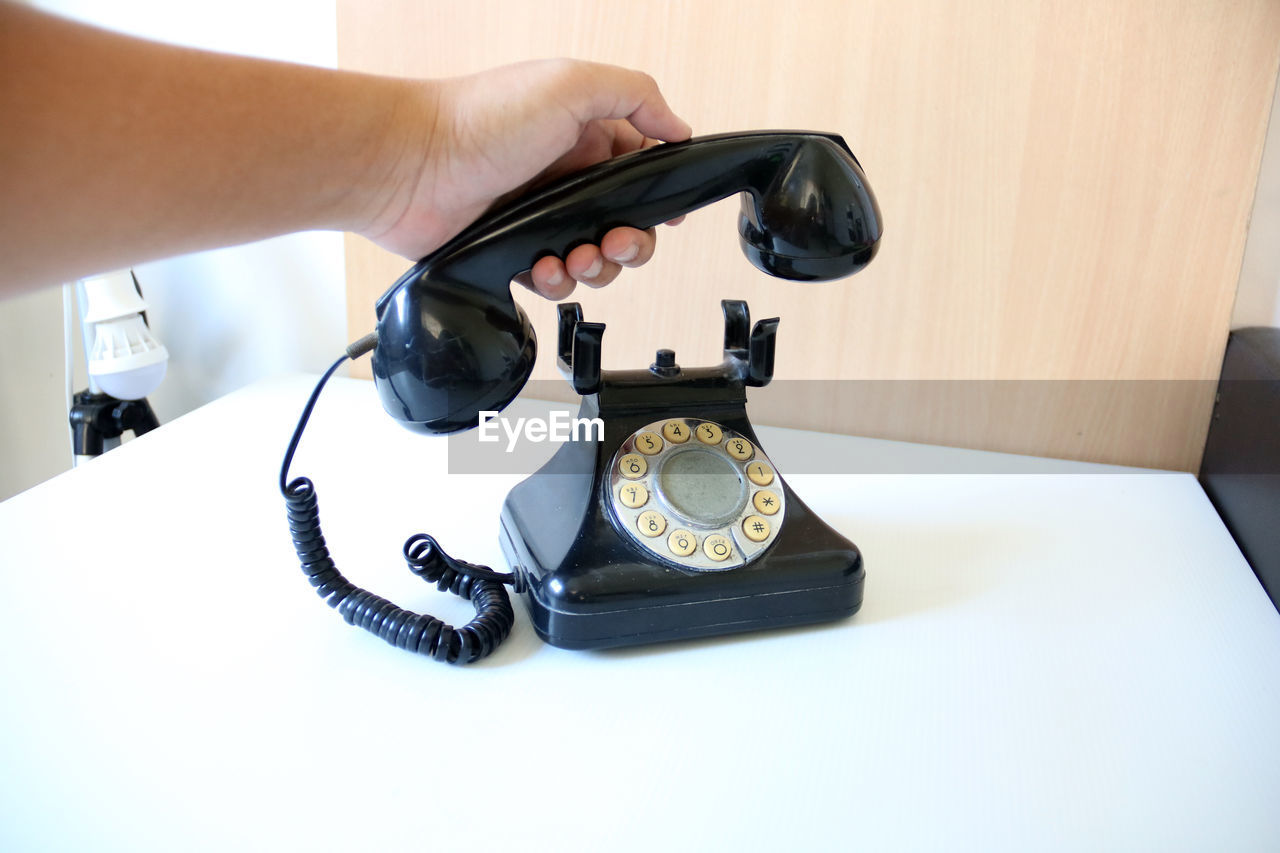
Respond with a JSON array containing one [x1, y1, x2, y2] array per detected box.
[[667, 529, 697, 557], [703, 534, 733, 562], [637, 511, 667, 538], [619, 453, 648, 479]]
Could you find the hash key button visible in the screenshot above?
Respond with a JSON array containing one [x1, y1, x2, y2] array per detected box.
[[742, 515, 771, 542]]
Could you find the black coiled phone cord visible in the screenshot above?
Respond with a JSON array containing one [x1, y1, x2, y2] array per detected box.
[[279, 341, 518, 665]]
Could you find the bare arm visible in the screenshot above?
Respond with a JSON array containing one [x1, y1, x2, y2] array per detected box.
[[0, 3, 690, 298]]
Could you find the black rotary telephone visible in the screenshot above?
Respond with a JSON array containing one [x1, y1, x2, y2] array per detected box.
[[281, 131, 882, 662]]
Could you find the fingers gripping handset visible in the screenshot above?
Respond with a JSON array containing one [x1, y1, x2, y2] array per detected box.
[[283, 130, 882, 662], [370, 131, 882, 434]]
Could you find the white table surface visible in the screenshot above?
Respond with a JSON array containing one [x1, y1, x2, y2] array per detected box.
[[2, 374, 1278, 852]]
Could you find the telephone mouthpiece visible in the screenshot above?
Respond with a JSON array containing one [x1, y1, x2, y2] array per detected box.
[[371, 280, 536, 434]]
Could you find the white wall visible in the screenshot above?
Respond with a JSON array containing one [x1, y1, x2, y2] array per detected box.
[[0, 1, 345, 501]]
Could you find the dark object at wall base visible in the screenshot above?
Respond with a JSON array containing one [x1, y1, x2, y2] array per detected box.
[[1199, 327, 1280, 613]]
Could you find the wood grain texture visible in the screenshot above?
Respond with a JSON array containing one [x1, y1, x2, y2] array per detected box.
[[337, 0, 1280, 470]]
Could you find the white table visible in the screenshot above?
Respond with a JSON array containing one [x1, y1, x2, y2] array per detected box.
[[2, 374, 1278, 852]]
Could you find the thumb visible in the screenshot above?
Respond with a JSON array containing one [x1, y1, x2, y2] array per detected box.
[[558, 61, 692, 143]]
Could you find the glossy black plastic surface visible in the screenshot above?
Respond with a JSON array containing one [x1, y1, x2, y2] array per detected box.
[[500, 302, 863, 649], [371, 131, 881, 433]]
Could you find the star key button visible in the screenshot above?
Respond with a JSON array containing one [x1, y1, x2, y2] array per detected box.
[[752, 489, 780, 516]]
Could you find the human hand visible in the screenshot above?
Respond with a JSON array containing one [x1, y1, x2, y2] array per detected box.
[[358, 59, 691, 300]]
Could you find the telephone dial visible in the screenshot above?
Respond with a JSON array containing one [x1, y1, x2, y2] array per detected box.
[[281, 131, 882, 663]]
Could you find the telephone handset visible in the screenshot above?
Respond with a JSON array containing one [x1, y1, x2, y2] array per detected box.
[[281, 131, 882, 661], [370, 131, 880, 434]]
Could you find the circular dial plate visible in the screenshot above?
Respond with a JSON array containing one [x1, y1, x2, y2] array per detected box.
[[607, 418, 785, 572]]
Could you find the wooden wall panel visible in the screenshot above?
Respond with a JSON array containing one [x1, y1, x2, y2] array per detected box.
[[337, 0, 1280, 471]]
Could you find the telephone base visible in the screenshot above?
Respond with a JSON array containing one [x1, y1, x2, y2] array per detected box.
[[497, 412, 865, 650], [498, 299, 865, 651], [500, 507, 863, 650]]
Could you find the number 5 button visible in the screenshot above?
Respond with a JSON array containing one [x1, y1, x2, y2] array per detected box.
[[635, 431, 663, 455]]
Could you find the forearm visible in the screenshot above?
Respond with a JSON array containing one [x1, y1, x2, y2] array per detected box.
[[0, 3, 428, 295]]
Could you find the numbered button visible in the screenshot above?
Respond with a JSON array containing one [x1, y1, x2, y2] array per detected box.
[[619, 453, 648, 479], [742, 515, 771, 542], [637, 510, 667, 538], [667, 529, 697, 557], [619, 483, 649, 509], [752, 489, 781, 515], [695, 422, 723, 445], [726, 437, 754, 460], [703, 534, 733, 562], [661, 420, 691, 444], [635, 431, 664, 455], [746, 461, 774, 486]]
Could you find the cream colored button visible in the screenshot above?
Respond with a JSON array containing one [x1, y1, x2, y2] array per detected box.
[[725, 437, 754, 460], [619, 482, 649, 508], [667, 529, 697, 557], [695, 422, 723, 445], [703, 534, 733, 562], [661, 420, 691, 444], [746, 461, 774, 486], [619, 453, 648, 479], [752, 489, 781, 515], [634, 431, 664, 455], [637, 510, 667, 538], [742, 515, 771, 542]]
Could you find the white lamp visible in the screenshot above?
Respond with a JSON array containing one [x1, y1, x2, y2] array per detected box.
[[80, 271, 169, 401]]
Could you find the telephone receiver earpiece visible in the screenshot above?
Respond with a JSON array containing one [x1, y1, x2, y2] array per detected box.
[[371, 131, 882, 434]]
